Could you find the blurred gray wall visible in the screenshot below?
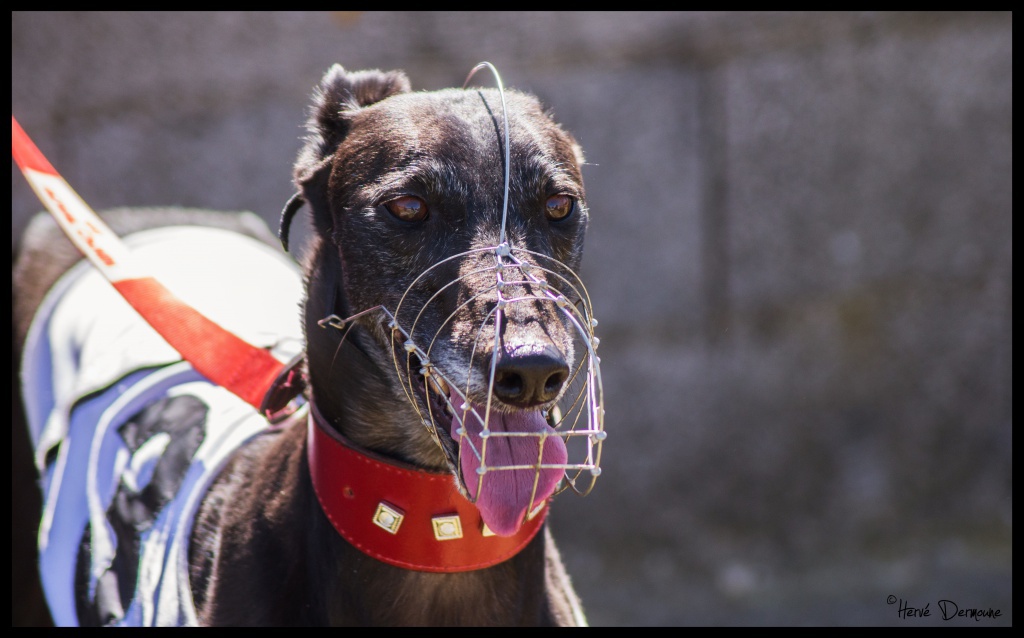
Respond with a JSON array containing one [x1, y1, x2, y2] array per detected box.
[[12, 12, 1011, 626]]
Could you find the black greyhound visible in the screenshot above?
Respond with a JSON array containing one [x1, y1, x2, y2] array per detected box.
[[13, 65, 600, 626]]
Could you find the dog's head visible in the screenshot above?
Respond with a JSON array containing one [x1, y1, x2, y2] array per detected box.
[[294, 65, 603, 536]]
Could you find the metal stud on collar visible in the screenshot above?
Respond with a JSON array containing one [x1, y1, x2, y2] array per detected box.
[[373, 502, 405, 534], [431, 515, 464, 541]]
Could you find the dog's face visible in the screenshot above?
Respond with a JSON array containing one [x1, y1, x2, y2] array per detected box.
[[297, 66, 599, 536]]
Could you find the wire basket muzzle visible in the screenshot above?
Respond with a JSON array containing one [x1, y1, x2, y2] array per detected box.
[[389, 242, 605, 532]]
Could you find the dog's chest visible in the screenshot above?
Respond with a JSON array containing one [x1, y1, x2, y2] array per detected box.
[[21, 226, 304, 626]]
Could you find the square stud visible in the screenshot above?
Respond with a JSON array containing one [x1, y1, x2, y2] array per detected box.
[[481, 523, 496, 537], [432, 514, 463, 541], [372, 502, 404, 534]]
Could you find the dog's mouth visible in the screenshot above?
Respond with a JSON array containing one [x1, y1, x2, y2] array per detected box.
[[405, 350, 568, 537]]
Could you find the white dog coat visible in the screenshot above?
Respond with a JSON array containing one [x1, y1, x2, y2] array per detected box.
[[20, 225, 304, 626]]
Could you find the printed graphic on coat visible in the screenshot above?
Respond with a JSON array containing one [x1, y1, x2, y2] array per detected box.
[[75, 395, 209, 626], [21, 226, 304, 626]]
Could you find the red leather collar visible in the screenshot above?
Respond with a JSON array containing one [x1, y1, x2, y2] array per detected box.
[[306, 402, 548, 572]]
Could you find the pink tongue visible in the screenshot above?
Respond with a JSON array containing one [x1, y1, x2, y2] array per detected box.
[[453, 399, 568, 537]]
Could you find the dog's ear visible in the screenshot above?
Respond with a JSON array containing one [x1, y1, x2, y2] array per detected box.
[[305, 65, 411, 158], [293, 65, 412, 238]]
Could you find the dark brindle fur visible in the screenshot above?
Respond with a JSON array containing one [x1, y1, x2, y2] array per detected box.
[[13, 65, 590, 626]]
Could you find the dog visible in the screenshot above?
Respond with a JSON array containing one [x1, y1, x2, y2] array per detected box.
[[12, 64, 601, 626]]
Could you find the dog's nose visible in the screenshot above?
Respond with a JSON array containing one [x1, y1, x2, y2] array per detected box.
[[492, 348, 569, 407]]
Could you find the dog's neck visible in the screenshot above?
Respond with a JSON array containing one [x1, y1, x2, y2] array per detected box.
[[301, 238, 449, 470]]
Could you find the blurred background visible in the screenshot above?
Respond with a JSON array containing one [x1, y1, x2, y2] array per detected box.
[[12, 12, 1011, 626]]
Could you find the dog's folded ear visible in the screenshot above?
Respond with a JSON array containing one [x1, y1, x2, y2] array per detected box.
[[323, 65, 412, 113], [295, 65, 410, 178], [307, 65, 411, 156], [292, 65, 411, 239]]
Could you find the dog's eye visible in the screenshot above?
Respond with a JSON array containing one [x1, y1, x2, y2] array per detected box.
[[384, 196, 429, 222], [545, 194, 574, 221]]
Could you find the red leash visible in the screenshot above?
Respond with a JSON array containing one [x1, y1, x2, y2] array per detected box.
[[12, 116, 287, 410]]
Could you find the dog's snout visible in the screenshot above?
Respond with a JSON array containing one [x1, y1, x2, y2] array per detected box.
[[492, 349, 569, 407]]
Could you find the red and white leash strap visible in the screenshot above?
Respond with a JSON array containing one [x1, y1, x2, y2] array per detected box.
[[12, 115, 288, 412]]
